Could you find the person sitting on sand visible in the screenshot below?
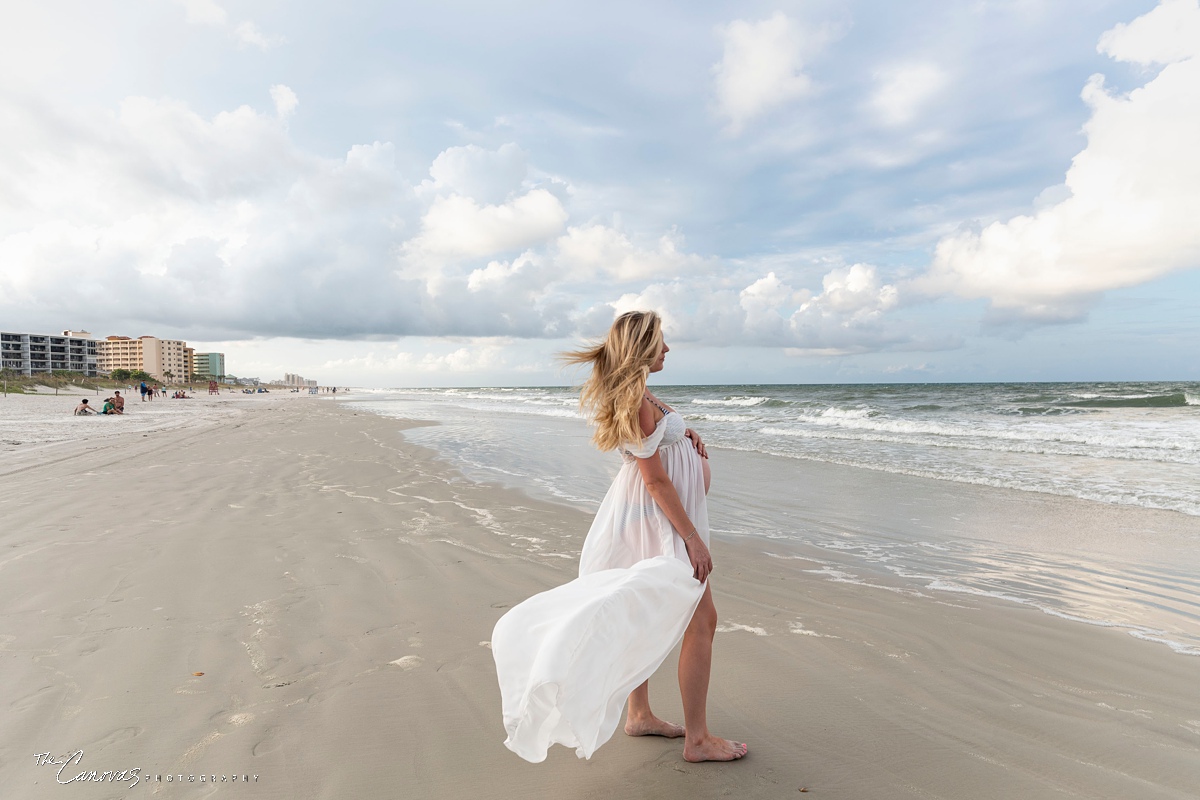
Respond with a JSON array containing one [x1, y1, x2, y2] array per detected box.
[[113, 391, 125, 413], [73, 399, 97, 415], [100, 397, 120, 415]]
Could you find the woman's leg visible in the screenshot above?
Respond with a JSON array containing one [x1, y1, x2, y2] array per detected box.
[[625, 680, 685, 737], [679, 584, 747, 761]]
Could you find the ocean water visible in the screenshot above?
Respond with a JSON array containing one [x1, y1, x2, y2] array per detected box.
[[350, 382, 1200, 517], [345, 382, 1200, 657]]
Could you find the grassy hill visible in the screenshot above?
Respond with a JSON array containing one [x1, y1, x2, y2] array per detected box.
[[0, 370, 225, 395]]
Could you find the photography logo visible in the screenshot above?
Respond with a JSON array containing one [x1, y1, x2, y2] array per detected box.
[[34, 750, 259, 787]]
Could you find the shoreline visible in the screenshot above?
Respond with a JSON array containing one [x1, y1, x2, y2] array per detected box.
[[342, 381, 1200, 519], [1, 399, 1198, 798], [348, 394, 1200, 660]]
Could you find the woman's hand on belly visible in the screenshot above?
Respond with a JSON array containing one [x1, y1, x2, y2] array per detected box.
[[685, 428, 708, 459]]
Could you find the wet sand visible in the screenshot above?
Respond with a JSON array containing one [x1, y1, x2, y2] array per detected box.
[[1, 398, 1197, 798]]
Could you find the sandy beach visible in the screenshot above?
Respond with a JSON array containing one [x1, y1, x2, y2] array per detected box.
[[2, 395, 1198, 799]]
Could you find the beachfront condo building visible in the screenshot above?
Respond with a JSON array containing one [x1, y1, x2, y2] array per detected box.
[[192, 352, 226, 379], [0, 329, 99, 377], [282, 372, 317, 387], [96, 336, 190, 381]]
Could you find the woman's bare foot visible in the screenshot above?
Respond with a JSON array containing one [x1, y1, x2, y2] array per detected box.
[[682, 735, 748, 762], [624, 715, 685, 738]]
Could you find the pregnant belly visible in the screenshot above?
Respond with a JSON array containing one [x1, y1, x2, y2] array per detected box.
[[665, 439, 710, 495]]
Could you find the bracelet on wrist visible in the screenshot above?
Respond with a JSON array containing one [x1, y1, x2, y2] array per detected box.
[[684, 529, 697, 543]]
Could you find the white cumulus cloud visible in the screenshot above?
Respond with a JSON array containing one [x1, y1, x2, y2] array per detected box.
[[598, 263, 908, 354], [0, 88, 579, 340], [712, 13, 815, 134], [805, 263, 899, 319], [1097, 0, 1200, 65], [406, 189, 568, 261], [174, 0, 280, 51], [0, 83, 763, 345], [270, 84, 298, 119], [425, 143, 529, 205], [321, 341, 517, 374], [869, 63, 948, 127], [918, 0, 1200, 322], [234, 21, 275, 50], [554, 224, 710, 282]]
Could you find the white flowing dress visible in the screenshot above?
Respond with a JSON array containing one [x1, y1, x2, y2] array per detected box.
[[492, 409, 708, 762]]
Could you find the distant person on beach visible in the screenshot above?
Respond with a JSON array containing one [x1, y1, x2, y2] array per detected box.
[[73, 399, 97, 415], [493, 310, 746, 764], [140, 381, 148, 401], [113, 391, 124, 413]]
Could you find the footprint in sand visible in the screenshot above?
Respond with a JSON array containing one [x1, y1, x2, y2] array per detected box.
[[87, 726, 142, 750], [252, 726, 281, 757], [209, 709, 255, 734], [389, 655, 423, 671], [11, 685, 56, 712]]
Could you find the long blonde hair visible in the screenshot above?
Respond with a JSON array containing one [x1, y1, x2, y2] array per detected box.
[[562, 310, 664, 451]]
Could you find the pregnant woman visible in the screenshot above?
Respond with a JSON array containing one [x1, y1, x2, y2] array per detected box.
[[492, 310, 748, 764]]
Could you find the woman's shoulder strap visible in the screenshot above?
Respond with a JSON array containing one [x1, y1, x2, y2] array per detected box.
[[644, 392, 670, 415]]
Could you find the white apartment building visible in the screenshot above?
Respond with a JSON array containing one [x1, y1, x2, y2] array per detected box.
[[96, 336, 190, 381], [283, 372, 315, 386], [0, 329, 99, 377]]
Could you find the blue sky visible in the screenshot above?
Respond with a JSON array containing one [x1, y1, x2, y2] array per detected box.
[[1, 0, 1197, 385]]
